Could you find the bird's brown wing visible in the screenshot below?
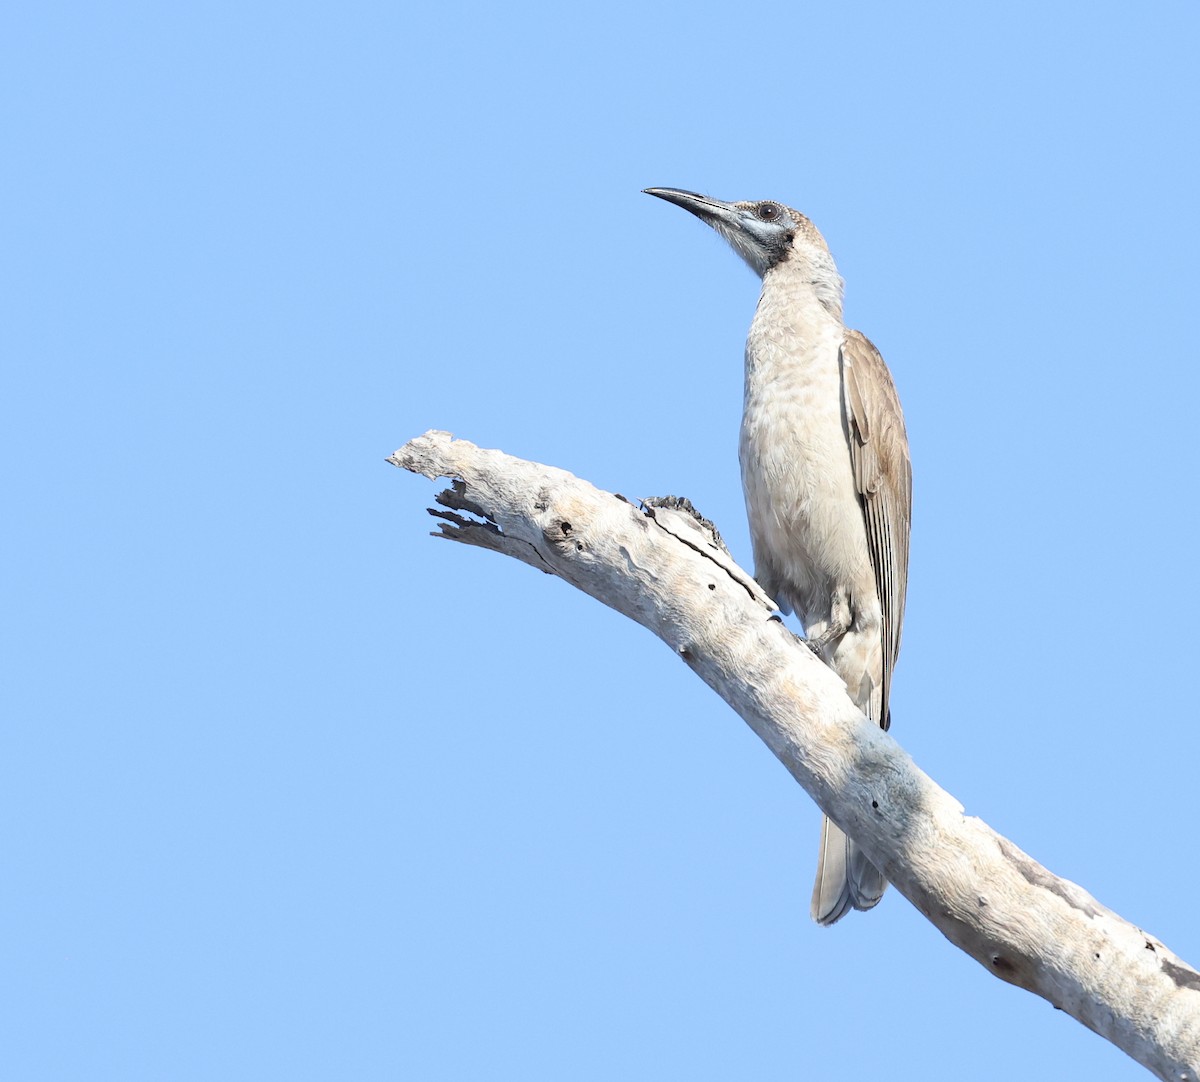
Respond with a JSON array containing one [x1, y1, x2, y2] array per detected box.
[[840, 329, 912, 730]]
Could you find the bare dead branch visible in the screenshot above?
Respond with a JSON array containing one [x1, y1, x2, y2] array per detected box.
[[388, 429, 1200, 1081]]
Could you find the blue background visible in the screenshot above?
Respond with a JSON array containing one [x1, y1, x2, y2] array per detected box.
[[5, 2, 1198, 1078]]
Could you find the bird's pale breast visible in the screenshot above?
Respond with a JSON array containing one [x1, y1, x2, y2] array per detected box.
[[739, 288, 873, 629]]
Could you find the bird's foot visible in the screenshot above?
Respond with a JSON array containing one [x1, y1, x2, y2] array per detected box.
[[805, 627, 837, 655]]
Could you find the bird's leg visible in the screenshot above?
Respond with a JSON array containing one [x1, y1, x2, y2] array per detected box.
[[805, 588, 852, 655]]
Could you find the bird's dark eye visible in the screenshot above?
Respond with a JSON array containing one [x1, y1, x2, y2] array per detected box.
[[757, 203, 780, 221]]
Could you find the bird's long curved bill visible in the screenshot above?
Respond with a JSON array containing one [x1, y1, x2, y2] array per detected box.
[[643, 187, 738, 226]]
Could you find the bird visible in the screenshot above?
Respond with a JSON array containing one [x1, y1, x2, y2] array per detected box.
[[644, 188, 911, 925]]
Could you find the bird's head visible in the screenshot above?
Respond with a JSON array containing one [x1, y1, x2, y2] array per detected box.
[[643, 188, 842, 307]]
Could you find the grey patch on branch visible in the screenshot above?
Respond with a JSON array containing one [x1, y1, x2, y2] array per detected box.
[[1162, 957, 1200, 993], [642, 496, 777, 613], [642, 496, 728, 555], [996, 836, 1101, 918], [990, 954, 1018, 977]]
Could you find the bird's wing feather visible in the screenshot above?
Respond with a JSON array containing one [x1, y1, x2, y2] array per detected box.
[[840, 329, 911, 730]]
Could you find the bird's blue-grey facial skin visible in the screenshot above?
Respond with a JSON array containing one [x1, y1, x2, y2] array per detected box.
[[643, 187, 796, 277]]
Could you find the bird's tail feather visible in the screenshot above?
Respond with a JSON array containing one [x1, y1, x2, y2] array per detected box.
[[810, 815, 887, 925]]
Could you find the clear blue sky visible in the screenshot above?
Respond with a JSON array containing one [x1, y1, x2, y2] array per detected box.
[[4, 2, 1198, 1078]]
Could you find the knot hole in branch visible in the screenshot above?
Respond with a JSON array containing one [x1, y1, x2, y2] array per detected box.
[[558, 520, 584, 553]]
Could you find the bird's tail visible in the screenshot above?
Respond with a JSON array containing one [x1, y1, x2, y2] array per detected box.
[[810, 815, 887, 925]]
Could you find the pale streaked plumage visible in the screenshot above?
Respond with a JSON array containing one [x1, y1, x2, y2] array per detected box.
[[645, 188, 911, 924]]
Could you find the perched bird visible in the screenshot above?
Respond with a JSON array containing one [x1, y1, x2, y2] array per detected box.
[[645, 188, 911, 925]]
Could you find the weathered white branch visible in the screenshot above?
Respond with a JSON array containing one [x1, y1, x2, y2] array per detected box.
[[389, 429, 1200, 1081]]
